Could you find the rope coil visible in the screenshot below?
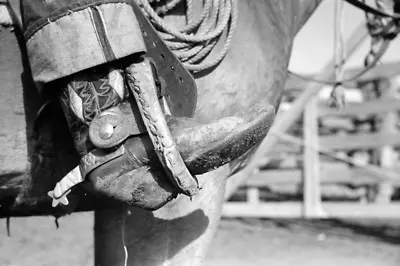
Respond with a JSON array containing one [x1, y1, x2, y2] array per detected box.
[[137, 0, 238, 72]]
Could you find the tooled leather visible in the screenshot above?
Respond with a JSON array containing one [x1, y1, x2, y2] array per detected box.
[[60, 67, 127, 125], [58, 66, 128, 155]]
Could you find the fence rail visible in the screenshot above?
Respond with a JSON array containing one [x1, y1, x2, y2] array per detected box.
[[223, 82, 400, 218], [223, 202, 400, 219], [223, 23, 400, 218]]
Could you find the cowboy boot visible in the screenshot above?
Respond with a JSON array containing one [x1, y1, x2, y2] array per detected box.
[[47, 53, 276, 210], [50, 59, 179, 210], [45, 1, 277, 211]]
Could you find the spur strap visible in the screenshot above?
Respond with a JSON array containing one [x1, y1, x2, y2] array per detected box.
[[89, 101, 147, 149]]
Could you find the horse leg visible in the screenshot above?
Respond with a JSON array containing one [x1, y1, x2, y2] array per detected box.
[[94, 166, 228, 266]]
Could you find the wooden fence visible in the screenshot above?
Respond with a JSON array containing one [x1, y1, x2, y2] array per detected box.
[[223, 89, 400, 219], [222, 23, 400, 219]]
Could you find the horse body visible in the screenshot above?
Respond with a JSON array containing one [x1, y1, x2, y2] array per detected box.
[[0, 0, 322, 265], [2, 0, 399, 264], [194, 0, 319, 123], [95, 1, 321, 265]]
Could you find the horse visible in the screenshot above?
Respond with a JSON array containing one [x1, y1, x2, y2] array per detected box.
[[92, 2, 322, 265], [1, 0, 396, 265]]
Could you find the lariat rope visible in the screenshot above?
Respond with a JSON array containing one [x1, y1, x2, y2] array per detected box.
[[137, 0, 238, 72]]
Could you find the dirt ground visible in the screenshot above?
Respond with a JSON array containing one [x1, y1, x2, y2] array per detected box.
[[0, 212, 399, 266]]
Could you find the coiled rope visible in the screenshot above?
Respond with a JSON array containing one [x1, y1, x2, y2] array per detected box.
[[136, 0, 238, 72]]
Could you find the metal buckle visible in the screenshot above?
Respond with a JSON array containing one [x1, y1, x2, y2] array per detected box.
[[89, 101, 147, 149]]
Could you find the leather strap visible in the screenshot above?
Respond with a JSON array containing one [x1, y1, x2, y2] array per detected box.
[[125, 59, 199, 197], [131, 1, 198, 118]]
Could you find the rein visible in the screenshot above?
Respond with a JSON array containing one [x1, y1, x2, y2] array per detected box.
[[138, 0, 238, 72]]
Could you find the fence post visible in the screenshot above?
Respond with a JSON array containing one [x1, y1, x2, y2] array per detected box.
[[247, 187, 260, 205], [224, 23, 369, 200], [376, 78, 397, 203], [302, 96, 325, 217]]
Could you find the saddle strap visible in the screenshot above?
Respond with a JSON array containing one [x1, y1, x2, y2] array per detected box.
[[131, 1, 198, 118], [125, 59, 199, 197]]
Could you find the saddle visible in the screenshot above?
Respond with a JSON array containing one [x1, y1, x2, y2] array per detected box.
[[46, 0, 276, 210]]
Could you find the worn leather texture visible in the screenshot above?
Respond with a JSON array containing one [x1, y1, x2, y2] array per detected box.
[[131, 2, 198, 118]]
